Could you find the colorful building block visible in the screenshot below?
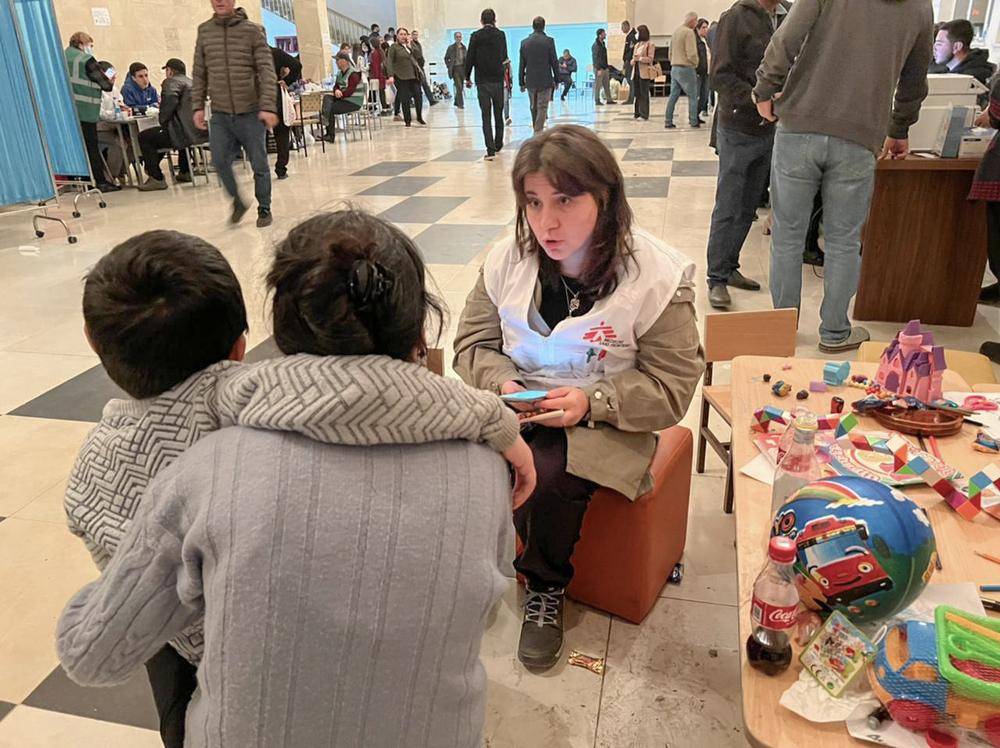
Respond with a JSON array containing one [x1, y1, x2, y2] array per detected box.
[[823, 361, 851, 386]]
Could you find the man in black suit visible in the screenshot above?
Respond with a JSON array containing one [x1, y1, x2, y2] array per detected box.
[[519, 16, 559, 133], [466, 7, 508, 160]]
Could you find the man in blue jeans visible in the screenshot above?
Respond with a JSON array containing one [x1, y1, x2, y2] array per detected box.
[[665, 12, 701, 129], [192, 0, 278, 228], [704, 0, 787, 309], [754, 0, 932, 352]]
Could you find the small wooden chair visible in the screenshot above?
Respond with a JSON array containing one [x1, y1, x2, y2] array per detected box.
[[697, 309, 798, 513], [858, 341, 997, 388]]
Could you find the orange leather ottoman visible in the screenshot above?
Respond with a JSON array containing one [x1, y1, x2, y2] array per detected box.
[[565, 425, 693, 624]]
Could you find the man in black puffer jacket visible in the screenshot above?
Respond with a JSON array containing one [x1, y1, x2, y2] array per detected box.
[[137, 58, 206, 191], [704, 0, 789, 309], [192, 1, 278, 228]]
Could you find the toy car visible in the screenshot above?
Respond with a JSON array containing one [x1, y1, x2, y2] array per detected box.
[[868, 608, 1000, 746]]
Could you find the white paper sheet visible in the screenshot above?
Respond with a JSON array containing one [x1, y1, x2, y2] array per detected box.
[[740, 452, 775, 486]]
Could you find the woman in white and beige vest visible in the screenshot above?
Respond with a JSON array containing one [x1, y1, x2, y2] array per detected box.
[[454, 125, 704, 670]]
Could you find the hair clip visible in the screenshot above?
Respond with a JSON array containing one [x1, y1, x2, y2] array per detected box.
[[348, 259, 393, 309]]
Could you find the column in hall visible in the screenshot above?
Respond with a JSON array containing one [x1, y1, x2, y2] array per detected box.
[[606, 0, 635, 72], [293, 0, 333, 82]]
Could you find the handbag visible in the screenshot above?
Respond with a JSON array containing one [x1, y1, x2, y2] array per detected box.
[[280, 87, 295, 126]]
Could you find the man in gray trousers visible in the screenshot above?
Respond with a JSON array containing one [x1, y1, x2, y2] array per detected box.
[[519, 16, 559, 133]]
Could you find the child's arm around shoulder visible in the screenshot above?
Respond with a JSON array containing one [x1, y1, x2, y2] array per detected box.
[[209, 354, 520, 453]]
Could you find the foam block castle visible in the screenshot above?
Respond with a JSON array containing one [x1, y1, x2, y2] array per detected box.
[[874, 320, 946, 401]]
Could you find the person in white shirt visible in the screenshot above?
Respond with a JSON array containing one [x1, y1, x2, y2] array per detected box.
[[454, 125, 704, 670]]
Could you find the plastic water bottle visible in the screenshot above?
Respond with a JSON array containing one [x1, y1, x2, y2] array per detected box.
[[114, 99, 123, 121], [771, 418, 822, 515], [746, 536, 799, 676]]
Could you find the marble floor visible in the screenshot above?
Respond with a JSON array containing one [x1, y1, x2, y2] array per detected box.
[[0, 92, 997, 748]]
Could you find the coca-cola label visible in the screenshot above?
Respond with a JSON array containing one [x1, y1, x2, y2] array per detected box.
[[750, 595, 797, 630]]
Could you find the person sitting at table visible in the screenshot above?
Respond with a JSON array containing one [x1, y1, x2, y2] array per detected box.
[[558, 49, 577, 100], [137, 58, 202, 191], [121, 62, 160, 110], [96, 61, 130, 185], [322, 52, 364, 142], [453, 124, 704, 670]]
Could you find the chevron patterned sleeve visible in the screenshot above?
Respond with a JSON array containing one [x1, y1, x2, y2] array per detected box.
[[57, 468, 202, 686], [208, 354, 520, 453]]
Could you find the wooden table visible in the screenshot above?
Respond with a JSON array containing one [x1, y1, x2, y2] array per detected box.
[[733, 356, 999, 747], [855, 157, 986, 327]]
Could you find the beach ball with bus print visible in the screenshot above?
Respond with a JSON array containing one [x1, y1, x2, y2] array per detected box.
[[770, 476, 937, 625]]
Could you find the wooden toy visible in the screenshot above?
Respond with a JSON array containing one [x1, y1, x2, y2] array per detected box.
[[871, 407, 965, 438], [809, 381, 828, 392], [873, 320, 946, 402], [772, 381, 791, 397], [823, 361, 851, 386]]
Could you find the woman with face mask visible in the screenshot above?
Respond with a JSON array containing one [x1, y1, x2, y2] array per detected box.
[[64, 32, 121, 192]]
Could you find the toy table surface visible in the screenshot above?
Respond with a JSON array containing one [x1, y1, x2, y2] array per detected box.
[[855, 156, 986, 327], [732, 356, 999, 748]]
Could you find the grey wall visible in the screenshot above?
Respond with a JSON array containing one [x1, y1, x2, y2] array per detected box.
[[330, 0, 396, 28]]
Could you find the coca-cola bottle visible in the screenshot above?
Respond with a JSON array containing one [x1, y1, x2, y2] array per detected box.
[[747, 536, 799, 676], [771, 418, 822, 515]]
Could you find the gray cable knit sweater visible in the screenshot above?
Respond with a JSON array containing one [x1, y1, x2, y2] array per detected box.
[[58, 428, 513, 748], [63, 354, 519, 663]]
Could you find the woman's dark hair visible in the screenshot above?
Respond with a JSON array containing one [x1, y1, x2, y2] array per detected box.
[[697, 18, 709, 30], [637, 24, 650, 42], [512, 124, 634, 302], [267, 210, 445, 361], [98, 60, 113, 73]]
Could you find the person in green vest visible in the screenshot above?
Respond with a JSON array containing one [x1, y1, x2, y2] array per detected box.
[[64, 32, 120, 192], [322, 52, 364, 142]]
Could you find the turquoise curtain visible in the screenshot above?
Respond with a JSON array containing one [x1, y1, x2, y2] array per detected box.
[[0, 0, 53, 204], [14, 0, 89, 177]]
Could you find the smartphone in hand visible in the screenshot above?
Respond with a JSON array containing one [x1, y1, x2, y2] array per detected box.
[[500, 390, 549, 403]]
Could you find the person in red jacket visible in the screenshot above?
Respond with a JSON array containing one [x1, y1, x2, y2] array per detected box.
[[368, 41, 389, 112]]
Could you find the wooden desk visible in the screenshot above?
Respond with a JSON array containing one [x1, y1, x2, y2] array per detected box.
[[732, 356, 999, 747], [855, 157, 986, 327]]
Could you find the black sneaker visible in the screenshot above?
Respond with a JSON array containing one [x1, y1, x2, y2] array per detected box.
[[230, 199, 250, 225], [664, 123, 676, 129], [256, 209, 273, 228], [275, 171, 288, 180], [518, 587, 565, 670]]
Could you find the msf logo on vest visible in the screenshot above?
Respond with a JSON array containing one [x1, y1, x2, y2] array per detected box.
[[583, 321, 626, 364]]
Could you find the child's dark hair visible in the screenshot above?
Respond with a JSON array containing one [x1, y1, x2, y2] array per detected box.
[[267, 209, 445, 361], [83, 230, 247, 399]]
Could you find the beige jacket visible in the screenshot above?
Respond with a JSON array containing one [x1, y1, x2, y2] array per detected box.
[[192, 8, 277, 115], [633, 41, 657, 80], [670, 24, 699, 68], [453, 265, 704, 499]]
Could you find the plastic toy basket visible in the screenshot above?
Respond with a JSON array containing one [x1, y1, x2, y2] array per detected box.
[[935, 606, 1000, 703]]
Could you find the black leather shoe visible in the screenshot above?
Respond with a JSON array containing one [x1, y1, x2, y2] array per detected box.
[[230, 199, 249, 225], [728, 270, 761, 291], [256, 209, 273, 228], [709, 285, 731, 309]]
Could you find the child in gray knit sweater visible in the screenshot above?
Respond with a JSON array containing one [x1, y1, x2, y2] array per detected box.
[[61, 225, 532, 747]]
